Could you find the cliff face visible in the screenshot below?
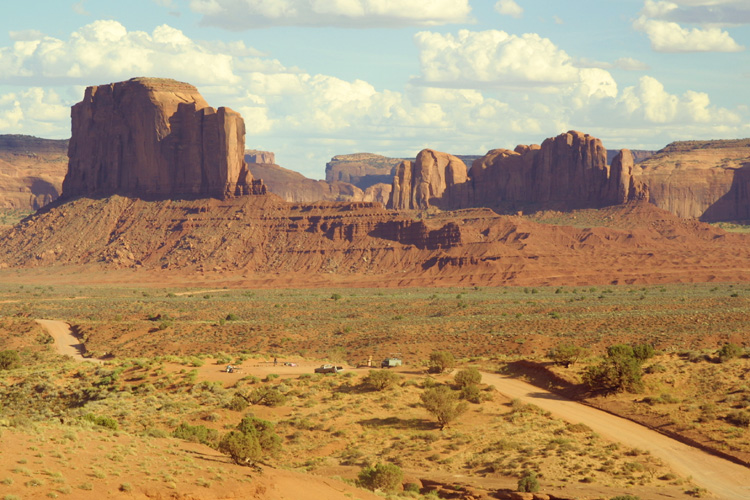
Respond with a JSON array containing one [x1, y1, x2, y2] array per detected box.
[[389, 149, 469, 210], [0, 136, 68, 210], [63, 78, 265, 199], [388, 131, 647, 211], [634, 140, 750, 221]]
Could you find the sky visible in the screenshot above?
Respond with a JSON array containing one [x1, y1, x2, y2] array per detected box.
[[0, 0, 748, 179]]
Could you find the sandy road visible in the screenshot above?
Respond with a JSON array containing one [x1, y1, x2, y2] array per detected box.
[[35, 319, 103, 364], [482, 373, 750, 500]]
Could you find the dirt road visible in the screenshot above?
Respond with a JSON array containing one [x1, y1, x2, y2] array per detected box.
[[483, 373, 750, 500], [35, 319, 103, 364]]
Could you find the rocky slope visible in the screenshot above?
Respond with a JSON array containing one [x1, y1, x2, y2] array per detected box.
[[387, 131, 648, 212], [634, 139, 750, 221], [0, 135, 68, 210], [63, 77, 265, 199], [2, 194, 748, 288]]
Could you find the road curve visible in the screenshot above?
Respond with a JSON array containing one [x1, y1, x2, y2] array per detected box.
[[482, 372, 750, 500], [35, 319, 103, 364]]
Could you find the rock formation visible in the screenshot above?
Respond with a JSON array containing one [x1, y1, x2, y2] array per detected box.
[[633, 139, 750, 221], [325, 153, 402, 188], [0, 135, 68, 210], [389, 149, 469, 210], [388, 131, 648, 212], [246, 161, 391, 205], [62, 77, 265, 199], [246, 149, 275, 164]]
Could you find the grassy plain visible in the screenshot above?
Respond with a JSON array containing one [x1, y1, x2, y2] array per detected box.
[[1, 283, 748, 499]]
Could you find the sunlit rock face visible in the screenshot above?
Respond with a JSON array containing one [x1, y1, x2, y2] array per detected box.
[[63, 77, 265, 199]]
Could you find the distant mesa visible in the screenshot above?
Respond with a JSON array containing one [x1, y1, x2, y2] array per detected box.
[[62, 77, 266, 200], [246, 149, 275, 165], [0, 135, 68, 211]]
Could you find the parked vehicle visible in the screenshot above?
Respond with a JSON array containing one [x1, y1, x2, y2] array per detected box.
[[381, 357, 402, 368], [314, 364, 344, 374]]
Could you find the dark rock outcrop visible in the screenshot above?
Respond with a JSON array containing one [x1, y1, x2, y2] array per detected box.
[[62, 77, 265, 199]]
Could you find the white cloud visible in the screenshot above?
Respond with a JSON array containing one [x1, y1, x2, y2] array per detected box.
[[641, 0, 750, 24], [494, 0, 523, 19], [8, 30, 45, 42], [0, 21, 241, 85], [634, 16, 744, 52], [413, 30, 583, 89], [614, 57, 650, 71], [0, 21, 746, 176], [0, 87, 69, 136], [72, 0, 90, 16], [188, 0, 472, 29], [612, 75, 740, 125]]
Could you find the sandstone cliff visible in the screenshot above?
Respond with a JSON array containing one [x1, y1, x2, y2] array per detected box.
[[0, 135, 68, 210], [387, 131, 647, 212], [389, 149, 469, 210], [63, 77, 265, 199], [634, 139, 750, 221]]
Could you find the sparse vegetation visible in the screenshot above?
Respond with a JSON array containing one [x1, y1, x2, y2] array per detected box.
[[420, 385, 467, 429], [357, 463, 403, 492], [361, 369, 400, 391], [428, 351, 455, 374]]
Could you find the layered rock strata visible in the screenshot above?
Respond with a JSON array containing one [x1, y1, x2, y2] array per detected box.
[[63, 77, 265, 199], [387, 131, 648, 212], [633, 139, 750, 221]]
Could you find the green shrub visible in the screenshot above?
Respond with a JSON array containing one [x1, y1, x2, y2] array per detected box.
[[0, 350, 21, 371], [225, 313, 240, 321], [236, 416, 281, 455], [717, 343, 743, 362], [459, 384, 482, 403], [226, 394, 249, 411], [726, 410, 750, 427], [403, 482, 421, 493], [83, 413, 118, 430], [357, 463, 403, 492], [548, 343, 585, 367], [517, 471, 540, 492], [428, 351, 455, 374], [246, 386, 287, 407], [421, 386, 467, 429], [218, 431, 261, 465], [583, 344, 646, 394], [454, 367, 481, 388], [632, 344, 655, 362], [172, 423, 219, 446], [361, 370, 400, 391], [219, 416, 281, 465], [610, 496, 640, 500]]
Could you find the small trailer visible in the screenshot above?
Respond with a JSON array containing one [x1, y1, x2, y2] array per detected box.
[[380, 357, 402, 368]]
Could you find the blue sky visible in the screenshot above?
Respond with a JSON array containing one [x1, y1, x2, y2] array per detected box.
[[1, 0, 748, 179]]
